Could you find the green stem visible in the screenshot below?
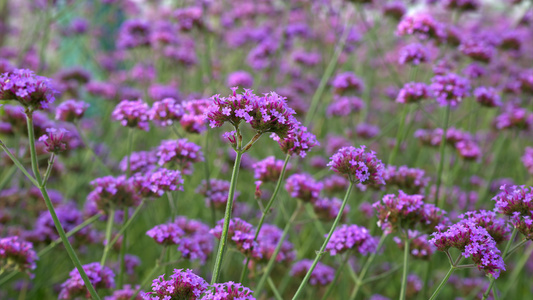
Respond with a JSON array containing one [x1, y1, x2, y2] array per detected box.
[[500, 242, 533, 299], [42, 154, 55, 185], [349, 232, 388, 300], [0, 165, 17, 191], [255, 201, 302, 296], [482, 227, 518, 299], [167, 192, 177, 222], [100, 209, 115, 266], [399, 236, 410, 300], [26, 113, 42, 182], [268, 277, 284, 300], [0, 139, 39, 186], [428, 265, 455, 300], [118, 208, 129, 287], [106, 200, 146, 252], [210, 149, 243, 284], [292, 181, 354, 300], [240, 153, 291, 282], [434, 105, 451, 208], [320, 253, 350, 300]]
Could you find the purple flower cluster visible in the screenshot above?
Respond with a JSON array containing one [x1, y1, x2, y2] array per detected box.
[[147, 217, 213, 263], [196, 179, 240, 210], [459, 39, 495, 63], [142, 269, 208, 300], [180, 99, 211, 134], [285, 173, 323, 203], [38, 128, 69, 154], [355, 123, 380, 139], [327, 145, 385, 184], [323, 174, 350, 195], [210, 218, 257, 257], [120, 151, 158, 173], [383, 1, 407, 20], [117, 19, 151, 50], [382, 165, 430, 194], [206, 88, 298, 138], [33, 203, 94, 243], [474, 86, 502, 108], [111, 99, 150, 131], [227, 71, 254, 88], [55, 99, 90, 122], [326, 96, 365, 117], [326, 224, 379, 256], [156, 139, 203, 174], [0, 236, 38, 276], [132, 168, 184, 198], [430, 73, 471, 107], [396, 82, 431, 104], [397, 13, 446, 41], [331, 72, 364, 95], [493, 185, 533, 216], [522, 147, 533, 175], [58, 262, 115, 299], [272, 125, 319, 158], [87, 175, 142, 212], [312, 197, 350, 222], [458, 210, 510, 244], [0, 69, 57, 110], [201, 282, 255, 300], [493, 106, 533, 131], [252, 156, 292, 185], [148, 98, 184, 127], [290, 259, 335, 286], [254, 224, 296, 264], [430, 221, 505, 278], [398, 43, 429, 65], [104, 285, 142, 300], [393, 230, 436, 260]]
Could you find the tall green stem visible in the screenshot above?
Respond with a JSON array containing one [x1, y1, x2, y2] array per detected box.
[[428, 265, 455, 300], [292, 181, 354, 300], [100, 209, 115, 266], [349, 233, 388, 300], [210, 149, 243, 284], [320, 253, 350, 300], [24, 114, 100, 299], [500, 242, 533, 299], [435, 105, 451, 208], [399, 237, 410, 300], [240, 153, 291, 282], [254, 201, 302, 296], [482, 227, 518, 299]]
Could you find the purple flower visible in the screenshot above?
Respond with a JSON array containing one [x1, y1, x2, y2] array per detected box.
[[196, 179, 240, 210], [396, 13, 446, 41], [111, 99, 150, 131], [474, 86, 501, 108], [156, 139, 203, 175], [374, 191, 425, 234], [382, 165, 430, 194], [0, 69, 57, 110], [326, 224, 379, 256], [430, 73, 471, 107], [87, 175, 142, 212], [272, 125, 319, 158], [149, 98, 184, 127], [132, 168, 184, 198], [326, 96, 364, 117], [0, 236, 38, 276], [179, 99, 210, 134], [459, 210, 511, 244], [430, 221, 505, 278], [393, 230, 436, 260], [227, 71, 254, 88], [119, 151, 158, 173], [455, 140, 482, 161], [493, 106, 533, 130], [142, 269, 208, 300], [201, 281, 255, 300], [104, 285, 142, 300], [511, 213, 533, 240], [55, 99, 90, 122], [211, 218, 257, 257], [493, 185, 533, 216], [292, 50, 322, 67], [396, 82, 431, 104], [117, 19, 151, 49], [253, 156, 292, 184], [327, 145, 385, 184], [462, 63, 486, 79], [331, 72, 364, 95], [355, 123, 380, 139], [522, 147, 533, 175], [58, 262, 115, 299], [459, 38, 495, 63], [291, 260, 335, 286], [253, 224, 296, 264], [312, 197, 350, 222], [33, 203, 94, 243], [173, 6, 204, 31], [38, 128, 69, 154], [285, 173, 323, 203], [398, 43, 429, 65]]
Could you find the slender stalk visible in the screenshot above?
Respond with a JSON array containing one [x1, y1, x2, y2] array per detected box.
[[320, 253, 350, 300], [428, 266, 455, 300], [255, 201, 302, 296], [210, 149, 244, 284], [167, 192, 177, 222], [399, 237, 410, 300], [203, 130, 216, 226], [349, 233, 388, 300], [240, 153, 291, 282], [0, 139, 39, 186], [0, 164, 17, 191], [388, 105, 409, 165], [500, 242, 533, 299], [482, 227, 518, 299], [42, 154, 55, 185], [268, 277, 284, 300], [26, 113, 42, 182], [118, 208, 129, 287], [106, 200, 146, 252], [292, 181, 354, 300], [100, 209, 115, 266], [434, 105, 451, 208]]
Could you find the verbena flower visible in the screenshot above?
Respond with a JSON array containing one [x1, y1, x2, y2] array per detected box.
[[430, 73, 471, 107], [326, 224, 379, 256], [285, 173, 323, 203], [0, 69, 57, 110], [522, 147, 533, 175], [253, 156, 292, 186], [493, 106, 533, 130], [290, 259, 335, 286], [473, 86, 501, 108], [374, 191, 425, 234], [33, 203, 94, 243], [111, 99, 150, 131], [459, 38, 495, 63], [119, 151, 158, 173], [180, 99, 211, 134], [382, 165, 430, 194], [201, 281, 255, 300], [510, 213, 533, 240], [87, 175, 141, 212], [104, 284, 142, 300], [0, 236, 38, 276], [58, 262, 115, 299], [326, 96, 364, 117], [355, 123, 380, 140], [396, 13, 446, 41], [331, 72, 364, 95], [117, 19, 151, 49], [493, 185, 533, 216], [396, 82, 431, 104], [393, 230, 435, 260], [459, 210, 511, 244], [327, 145, 385, 184], [156, 139, 203, 175], [398, 43, 429, 65], [430, 221, 505, 278], [227, 71, 254, 89], [272, 124, 319, 158], [142, 269, 208, 300], [312, 197, 350, 222], [210, 218, 257, 257], [132, 168, 184, 198], [254, 224, 296, 264], [323, 174, 350, 195], [38, 128, 69, 154], [149, 98, 184, 127], [55, 99, 90, 122], [196, 179, 240, 210]]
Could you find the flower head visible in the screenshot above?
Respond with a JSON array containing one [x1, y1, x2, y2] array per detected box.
[[397, 13, 446, 41], [493, 185, 533, 216], [272, 124, 319, 158], [398, 43, 429, 65], [285, 173, 323, 203], [331, 72, 364, 95], [156, 139, 203, 175], [59, 262, 115, 299], [291, 260, 335, 286], [0, 236, 38, 276], [327, 145, 385, 184], [196, 179, 240, 210], [201, 281, 255, 300], [38, 128, 70, 154], [396, 82, 431, 104], [0, 69, 57, 110], [87, 175, 141, 212], [149, 98, 184, 127], [430, 73, 471, 107], [142, 269, 208, 300], [111, 99, 150, 131], [459, 210, 510, 244], [326, 224, 379, 256], [55, 99, 90, 122]]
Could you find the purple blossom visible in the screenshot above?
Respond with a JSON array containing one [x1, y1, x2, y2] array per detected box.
[[292, 50, 321, 67], [156, 139, 203, 175], [326, 96, 364, 117], [493, 106, 533, 130], [87, 175, 141, 212], [196, 179, 240, 210], [0, 69, 57, 110], [180, 99, 211, 134], [393, 230, 436, 260], [398, 43, 429, 65], [272, 125, 319, 158], [326, 224, 379, 256], [396, 82, 431, 104], [117, 19, 151, 49], [290, 260, 335, 286], [285, 173, 323, 203], [119, 151, 158, 173], [33, 203, 94, 243], [55, 99, 90, 122], [430, 73, 471, 107], [149, 98, 184, 127], [201, 282, 255, 300], [0, 236, 38, 276], [58, 262, 115, 299], [522, 147, 533, 175], [396, 13, 446, 41], [253, 156, 292, 184], [104, 285, 142, 300], [38, 128, 69, 154], [331, 72, 365, 95], [323, 174, 350, 195], [374, 191, 425, 234], [227, 71, 254, 88], [132, 168, 184, 198], [382, 165, 430, 194], [142, 269, 208, 300], [462, 63, 486, 79], [211, 218, 257, 257], [430, 221, 505, 278], [355, 123, 380, 139], [327, 145, 385, 184], [459, 38, 495, 63], [254, 224, 296, 264], [173, 6, 204, 31], [511, 213, 533, 240], [383, 1, 406, 20], [474, 87, 502, 108], [493, 185, 533, 216], [312, 197, 350, 222], [459, 210, 511, 244], [111, 99, 150, 131]]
